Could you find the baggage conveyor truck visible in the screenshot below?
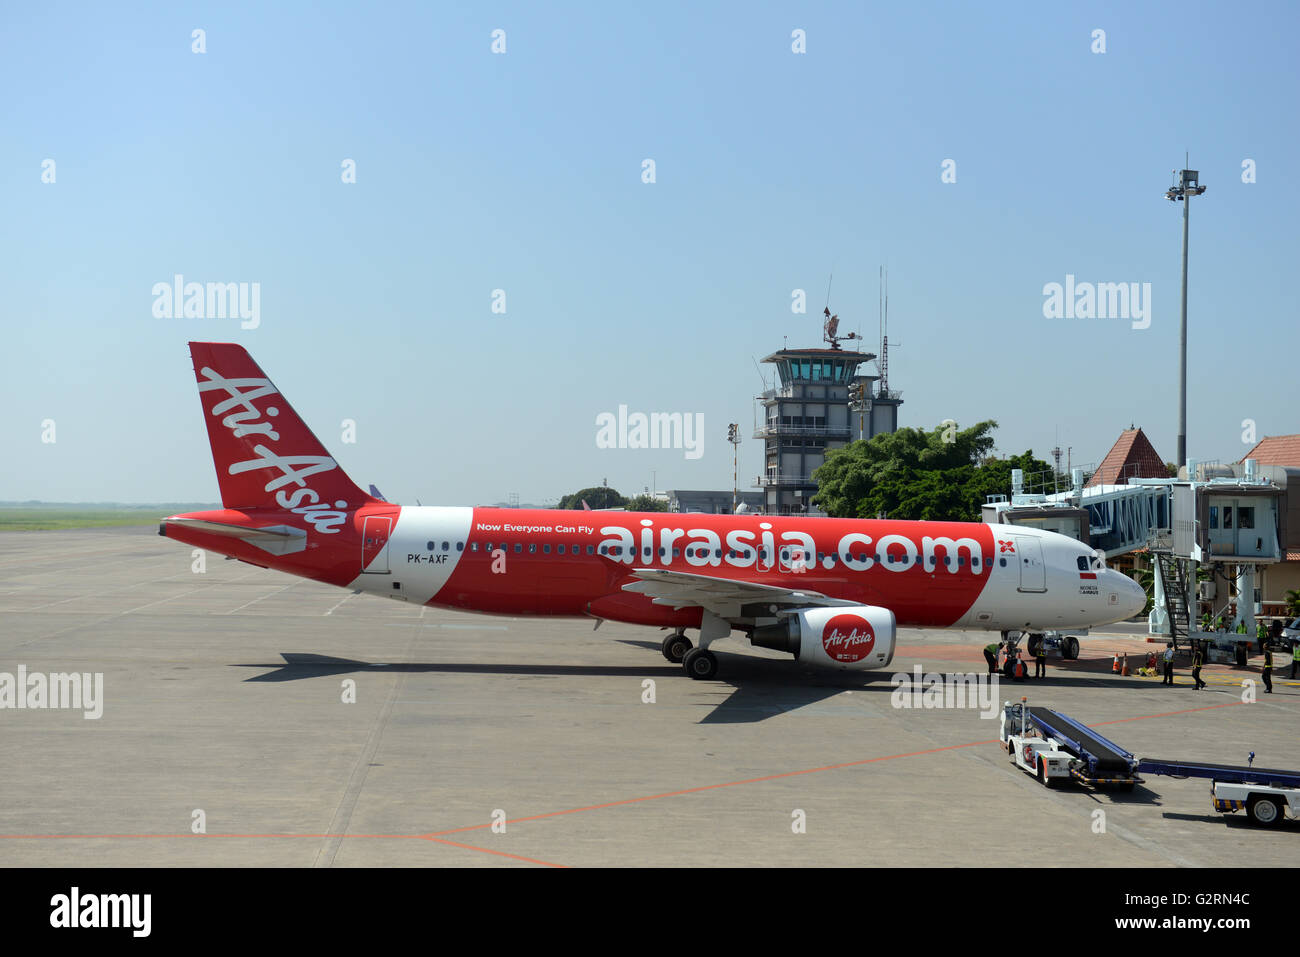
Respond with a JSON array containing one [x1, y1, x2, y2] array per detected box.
[[999, 697, 1299, 827], [1000, 698, 1142, 789]]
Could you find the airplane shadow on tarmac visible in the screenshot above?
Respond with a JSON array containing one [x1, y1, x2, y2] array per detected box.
[[232, 648, 901, 724], [232, 648, 1237, 724]]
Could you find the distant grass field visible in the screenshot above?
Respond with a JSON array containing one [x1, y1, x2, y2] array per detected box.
[[0, 504, 218, 532]]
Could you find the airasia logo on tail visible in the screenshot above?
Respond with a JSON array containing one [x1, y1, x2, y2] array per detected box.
[[822, 614, 875, 662]]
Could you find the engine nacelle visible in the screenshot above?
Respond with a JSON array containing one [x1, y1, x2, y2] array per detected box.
[[751, 605, 896, 671]]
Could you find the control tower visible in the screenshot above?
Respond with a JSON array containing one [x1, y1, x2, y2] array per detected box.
[[754, 308, 904, 515]]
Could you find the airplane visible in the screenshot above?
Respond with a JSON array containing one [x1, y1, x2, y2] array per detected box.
[[161, 342, 1147, 681]]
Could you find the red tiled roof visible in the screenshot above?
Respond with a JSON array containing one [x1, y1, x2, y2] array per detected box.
[[1240, 435, 1300, 468], [1086, 428, 1168, 487]]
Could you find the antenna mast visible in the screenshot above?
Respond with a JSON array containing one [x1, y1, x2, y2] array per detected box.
[[879, 267, 889, 393]]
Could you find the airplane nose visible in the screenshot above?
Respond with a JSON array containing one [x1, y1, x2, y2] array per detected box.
[[1122, 575, 1146, 618]]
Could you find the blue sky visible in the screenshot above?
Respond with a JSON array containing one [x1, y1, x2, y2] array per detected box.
[[3, 1, 1297, 505]]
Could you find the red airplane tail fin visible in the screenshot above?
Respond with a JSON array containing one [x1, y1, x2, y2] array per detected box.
[[188, 342, 374, 524]]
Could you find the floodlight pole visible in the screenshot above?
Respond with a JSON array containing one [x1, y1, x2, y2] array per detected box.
[[1166, 163, 1206, 468]]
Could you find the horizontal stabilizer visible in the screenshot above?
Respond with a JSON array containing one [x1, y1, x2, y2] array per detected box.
[[163, 518, 307, 556]]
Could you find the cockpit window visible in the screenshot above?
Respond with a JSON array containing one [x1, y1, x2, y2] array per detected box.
[[1077, 556, 1089, 571]]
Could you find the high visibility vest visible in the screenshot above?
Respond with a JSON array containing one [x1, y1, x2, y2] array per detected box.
[[1292, 645, 1300, 662]]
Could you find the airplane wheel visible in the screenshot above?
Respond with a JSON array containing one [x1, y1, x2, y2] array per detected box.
[[662, 632, 692, 663], [1063, 637, 1080, 660], [683, 648, 718, 680], [1247, 795, 1283, 827]]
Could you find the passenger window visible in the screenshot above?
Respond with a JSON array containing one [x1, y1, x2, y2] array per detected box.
[[426, 541, 435, 551], [513, 543, 522, 553], [442, 542, 449, 551], [456, 542, 463, 551], [586, 545, 594, 555], [529, 543, 537, 554], [543, 544, 551, 554], [999, 558, 1007, 567]]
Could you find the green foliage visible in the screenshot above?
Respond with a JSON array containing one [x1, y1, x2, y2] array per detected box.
[[1285, 589, 1300, 617], [625, 494, 669, 512], [811, 421, 1054, 522], [556, 487, 626, 510]]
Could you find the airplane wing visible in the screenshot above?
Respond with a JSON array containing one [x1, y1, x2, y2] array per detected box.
[[621, 567, 859, 618]]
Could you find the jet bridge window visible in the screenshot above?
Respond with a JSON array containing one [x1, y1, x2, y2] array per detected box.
[[1224, 507, 1233, 528], [1238, 507, 1254, 529]]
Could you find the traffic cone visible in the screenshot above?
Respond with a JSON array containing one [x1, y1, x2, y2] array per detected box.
[[1112, 653, 1121, 674], [1121, 653, 1130, 677]]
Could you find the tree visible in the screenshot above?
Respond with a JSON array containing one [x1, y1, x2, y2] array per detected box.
[[811, 421, 1054, 522], [1285, 589, 1300, 618], [556, 486, 626, 510], [625, 494, 669, 512]]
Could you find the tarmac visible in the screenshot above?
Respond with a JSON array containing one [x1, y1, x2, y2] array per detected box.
[[1, 525, 1297, 867]]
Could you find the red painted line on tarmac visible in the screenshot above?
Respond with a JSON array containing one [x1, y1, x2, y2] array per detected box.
[[420, 836, 567, 868]]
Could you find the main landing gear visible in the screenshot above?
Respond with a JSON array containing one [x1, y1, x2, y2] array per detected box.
[[661, 630, 692, 663], [663, 613, 730, 680], [682, 647, 718, 680]]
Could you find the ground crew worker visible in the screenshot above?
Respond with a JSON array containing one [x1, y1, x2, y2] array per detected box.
[[1191, 641, 1206, 690], [1258, 620, 1269, 653], [1236, 620, 1247, 635], [1035, 639, 1046, 679], [1201, 612, 1211, 632], [1162, 642, 1175, 686], [1292, 641, 1300, 680], [1262, 642, 1274, 694], [983, 641, 1000, 675]]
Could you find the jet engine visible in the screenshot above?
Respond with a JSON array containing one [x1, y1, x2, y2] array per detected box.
[[751, 605, 896, 671]]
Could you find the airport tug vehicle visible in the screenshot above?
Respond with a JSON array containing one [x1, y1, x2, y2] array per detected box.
[[999, 697, 1300, 827], [1000, 698, 1141, 790]]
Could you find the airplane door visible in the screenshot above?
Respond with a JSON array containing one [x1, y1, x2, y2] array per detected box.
[[1015, 537, 1046, 592], [362, 516, 392, 573]]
